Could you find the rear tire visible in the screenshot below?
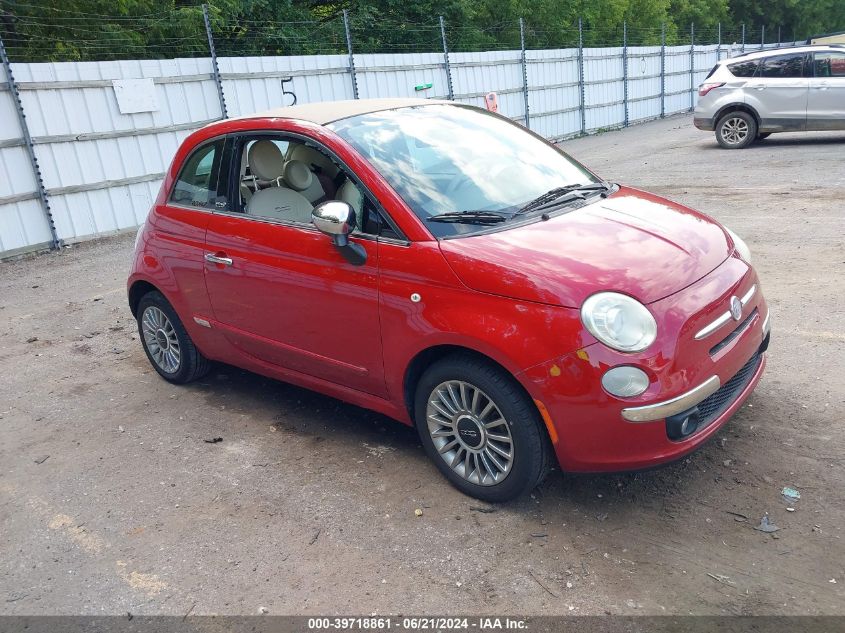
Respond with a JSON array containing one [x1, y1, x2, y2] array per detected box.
[[715, 111, 757, 149], [414, 353, 551, 502], [137, 291, 211, 384]]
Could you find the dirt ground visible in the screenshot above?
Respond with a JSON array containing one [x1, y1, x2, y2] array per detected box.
[[1, 115, 844, 617]]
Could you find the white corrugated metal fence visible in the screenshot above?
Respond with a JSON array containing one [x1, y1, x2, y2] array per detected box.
[[0, 40, 788, 258]]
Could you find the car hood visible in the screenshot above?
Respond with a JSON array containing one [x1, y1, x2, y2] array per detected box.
[[438, 186, 732, 308]]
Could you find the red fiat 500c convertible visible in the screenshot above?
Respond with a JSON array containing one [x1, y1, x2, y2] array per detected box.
[[128, 99, 770, 502]]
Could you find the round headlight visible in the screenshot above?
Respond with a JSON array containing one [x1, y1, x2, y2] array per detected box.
[[602, 366, 650, 398], [581, 292, 657, 353], [725, 227, 751, 263]]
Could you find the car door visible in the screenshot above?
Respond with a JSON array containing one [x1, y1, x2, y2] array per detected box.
[[807, 50, 845, 130], [202, 133, 387, 397], [147, 136, 226, 321], [746, 52, 809, 130]]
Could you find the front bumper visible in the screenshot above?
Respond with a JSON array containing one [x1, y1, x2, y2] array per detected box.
[[519, 255, 769, 472], [622, 286, 769, 424]]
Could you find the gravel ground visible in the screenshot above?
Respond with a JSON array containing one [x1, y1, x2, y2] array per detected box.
[[1, 115, 844, 616]]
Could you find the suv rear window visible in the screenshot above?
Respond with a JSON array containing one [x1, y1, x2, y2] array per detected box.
[[727, 60, 759, 77], [760, 53, 807, 78]]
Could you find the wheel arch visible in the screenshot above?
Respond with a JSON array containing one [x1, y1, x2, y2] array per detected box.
[[402, 344, 553, 444], [714, 103, 761, 128], [128, 279, 161, 317]]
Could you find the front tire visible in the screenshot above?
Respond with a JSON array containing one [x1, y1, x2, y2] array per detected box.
[[414, 354, 551, 502], [715, 111, 757, 149], [137, 291, 211, 384]]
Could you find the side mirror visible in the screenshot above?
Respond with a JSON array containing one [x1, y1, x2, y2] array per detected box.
[[311, 200, 366, 266], [312, 200, 355, 246]]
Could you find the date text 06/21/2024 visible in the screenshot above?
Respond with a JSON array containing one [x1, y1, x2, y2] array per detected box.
[[306, 617, 529, 630]]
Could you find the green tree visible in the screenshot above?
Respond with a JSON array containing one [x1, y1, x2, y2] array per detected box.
[[1, 0, 843, 62]]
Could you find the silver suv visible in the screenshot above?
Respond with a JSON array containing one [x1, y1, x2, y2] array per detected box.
[[694, 45, 845, 148]]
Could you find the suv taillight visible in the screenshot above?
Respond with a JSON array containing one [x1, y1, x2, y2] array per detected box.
[[698, 82, 725, 97]]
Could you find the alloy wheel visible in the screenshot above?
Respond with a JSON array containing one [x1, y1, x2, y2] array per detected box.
[[426, 380, 514, 486], [141, 306, 181, 374], [721, 117, 749, 145]]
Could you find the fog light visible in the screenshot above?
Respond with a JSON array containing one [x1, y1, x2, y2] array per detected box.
[[680, 415, 698, 435], [601, 366, 649, 398], [666, 408, 701, 440]]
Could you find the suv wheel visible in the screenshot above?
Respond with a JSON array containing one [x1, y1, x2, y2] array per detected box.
[[715, 111, 757, 149], [414, 354, 551, 502]]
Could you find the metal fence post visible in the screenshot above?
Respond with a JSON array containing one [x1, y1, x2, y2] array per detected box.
[[717, 22, 722, 60], [0, 34, 61, 250], [660, 22, 666, 119], [741, 23, 746, 53], [439, 16, 454, 101], [343, 9, 359, 99], [518, 18, 530, 129], [622, 20, 629, 128], [761, 25, 765, 50], [777, 27, 782, 48], [689, 23, 695, 111], [202, 4, 227, 119], [578, 17, 586, 135]]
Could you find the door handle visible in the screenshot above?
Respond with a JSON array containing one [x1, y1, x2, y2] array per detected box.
[[205, 253, 233, 266], [815, 82, 829, 90]]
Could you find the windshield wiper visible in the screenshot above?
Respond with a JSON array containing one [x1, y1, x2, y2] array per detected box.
[[512, 182, 611, 217], [426, 210, 508, 225]]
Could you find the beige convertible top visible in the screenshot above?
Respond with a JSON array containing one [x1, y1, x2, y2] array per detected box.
[[233, 98, 453, 126]]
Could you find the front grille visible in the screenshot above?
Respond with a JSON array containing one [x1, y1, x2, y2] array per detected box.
[[709, 308, 758, 356], [696, 351, 761, 426]]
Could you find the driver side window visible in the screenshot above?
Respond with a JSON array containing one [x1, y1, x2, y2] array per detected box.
[[814, 52, 845, 77], [232, 134, 398, 238], [170, 139, 226, 210]]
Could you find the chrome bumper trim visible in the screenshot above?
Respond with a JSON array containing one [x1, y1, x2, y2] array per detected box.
[[694, 284, 757, 340], [740, 284, 757, 306], [622, 375, 721, 423], [761, 309, 770, 336], [694, 312, 732, 341]]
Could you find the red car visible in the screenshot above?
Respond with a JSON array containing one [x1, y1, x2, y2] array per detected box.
[[128, 99, 770, 502]]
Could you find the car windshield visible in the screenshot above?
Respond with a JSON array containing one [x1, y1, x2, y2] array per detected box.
[[329, 105, 598, 237]]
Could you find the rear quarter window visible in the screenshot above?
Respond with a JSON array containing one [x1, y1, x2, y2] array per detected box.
[[727, 60, 759, 77]]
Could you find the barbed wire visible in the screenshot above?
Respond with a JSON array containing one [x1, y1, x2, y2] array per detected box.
[[0, 8, 804, 63], [4, 0, 176, 19]]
